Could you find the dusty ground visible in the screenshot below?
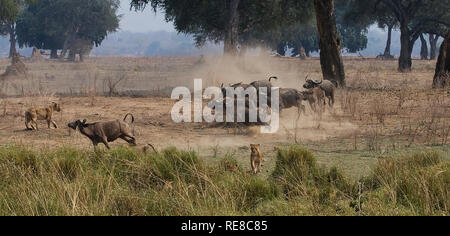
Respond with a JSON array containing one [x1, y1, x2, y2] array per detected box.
[[0, 56, 449, 179]]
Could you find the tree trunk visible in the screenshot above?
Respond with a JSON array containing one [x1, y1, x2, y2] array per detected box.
[[432, 31, 449, 88], [419, 34, 428, 60], [314, 0, 345, 87], [60, 39, 69, 59], [298, 42, 307, 60], [398, 24, 412, 72], [79, 52, 84, 62], [223, 0, 240, 56], [7, 24, 16, 58], [384, 25, 393, 57], [68, 50, 76, 62], [60, 32, 76, 60], [50, 49, 58, 59], [276, 43, 286, 56], [239, 43, 248, 57], [429, 34, 439, 60]]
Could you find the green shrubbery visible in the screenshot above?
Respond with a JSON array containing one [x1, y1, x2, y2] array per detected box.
[[361, 152, 449, 215], [270, 146, 358, 215], [0, 145, 447, 216]]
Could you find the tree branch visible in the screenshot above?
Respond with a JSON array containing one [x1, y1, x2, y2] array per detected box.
[[379, 0, 403, 23]]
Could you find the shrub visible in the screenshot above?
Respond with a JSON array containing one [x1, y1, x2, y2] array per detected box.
[[0, 145, 447, 216], [0, 146, 40, 174], [362, 152, 449, 215], [219, 156, 240, 172], [50, 147, 84, 181], [272, 145, 356, 198]]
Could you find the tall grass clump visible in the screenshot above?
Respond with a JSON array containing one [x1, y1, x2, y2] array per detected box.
[[0, 145, 278, 216], [0, 144, 447, 216], [271, 145, 357, 215], [362, 152, 449, 216], [138, 148, 278, 215]]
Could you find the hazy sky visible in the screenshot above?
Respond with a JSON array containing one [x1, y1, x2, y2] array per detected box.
[[118, 1, 175, 32]]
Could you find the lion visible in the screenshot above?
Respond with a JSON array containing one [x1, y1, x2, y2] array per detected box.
[[250, 144, 263, 174], [25, 102, 61, 130]]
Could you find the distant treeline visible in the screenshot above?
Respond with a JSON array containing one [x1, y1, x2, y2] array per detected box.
[[91, 31, 222, 57], [0, 28, 441, 58]]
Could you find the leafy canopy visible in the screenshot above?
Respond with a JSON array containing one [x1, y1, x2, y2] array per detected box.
[[131, 0, 314, 48], [16, 0, 120, 50]]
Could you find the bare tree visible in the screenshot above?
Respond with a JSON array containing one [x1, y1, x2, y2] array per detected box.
[[105, 73, 128, 97]]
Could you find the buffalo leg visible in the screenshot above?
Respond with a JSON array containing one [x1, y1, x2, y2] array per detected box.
[[101, 137, 111, 149], [120, 135, 137, 146], [92, 140, 99, 148]]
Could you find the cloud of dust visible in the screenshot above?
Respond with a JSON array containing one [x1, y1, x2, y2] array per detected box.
[[165, 51, 359, 147], [182, 51, 322, 90]]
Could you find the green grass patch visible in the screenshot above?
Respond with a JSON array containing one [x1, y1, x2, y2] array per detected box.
[[0, 145, 447, 216]]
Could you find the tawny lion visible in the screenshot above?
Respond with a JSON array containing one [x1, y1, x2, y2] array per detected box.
[[25, 102, 61, 130], [250, 144, 263, 174]]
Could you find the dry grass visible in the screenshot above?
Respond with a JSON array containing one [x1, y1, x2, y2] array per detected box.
[[0, 56, 448, 150], [0, 145, 447, 216], [0, 56, 448, 215]]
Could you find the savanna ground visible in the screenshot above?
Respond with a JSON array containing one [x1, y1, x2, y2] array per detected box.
[[0, 55, 448, 215]]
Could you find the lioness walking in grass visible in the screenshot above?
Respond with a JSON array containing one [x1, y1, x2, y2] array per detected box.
[[250, 144, 263, 174], [25, 102, 61, 130]]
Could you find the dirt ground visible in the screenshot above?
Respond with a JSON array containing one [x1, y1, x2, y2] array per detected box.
[[0, 56, 449, 179]]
